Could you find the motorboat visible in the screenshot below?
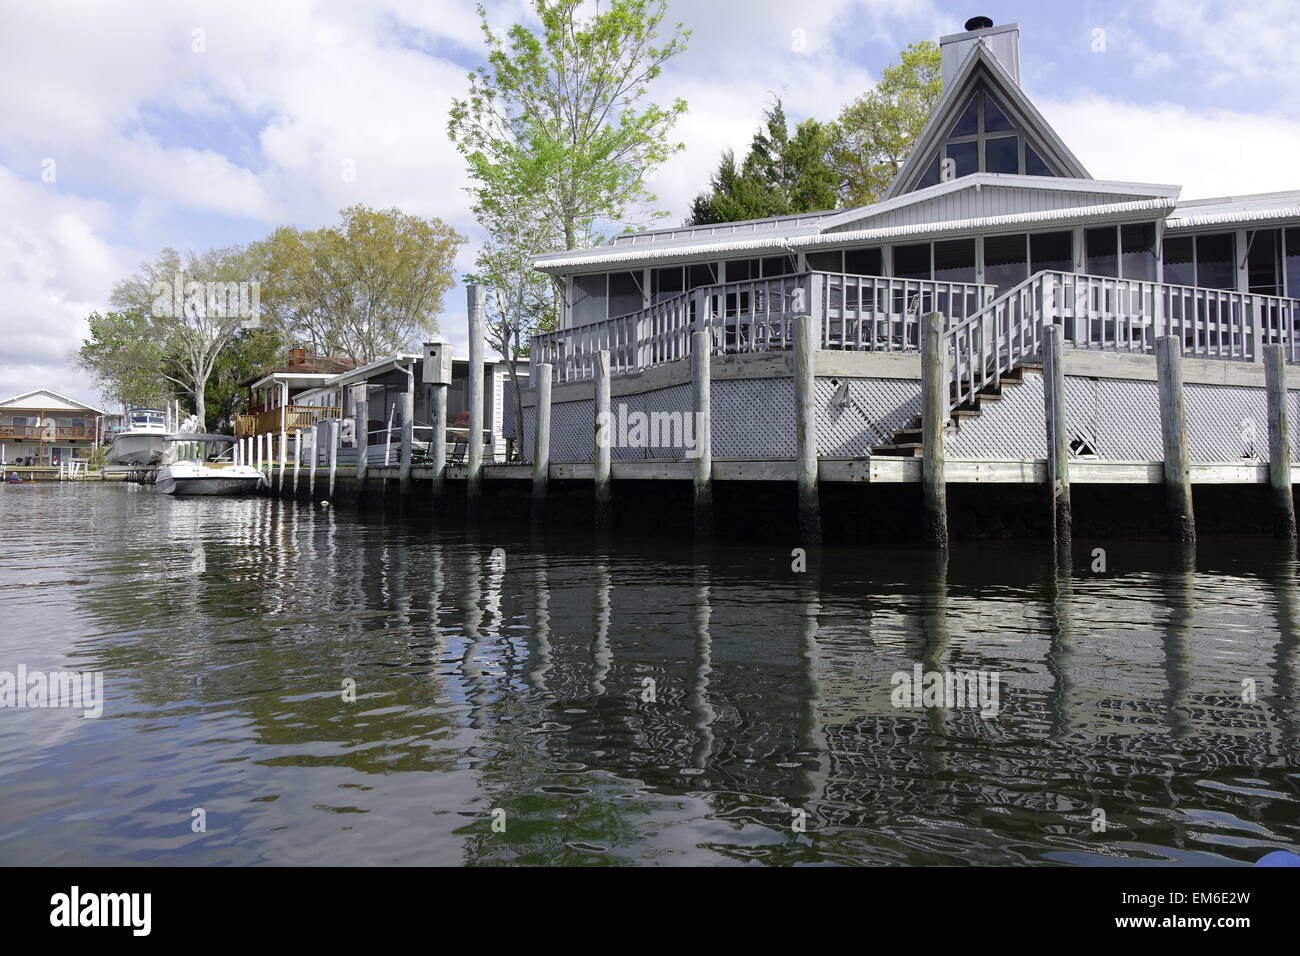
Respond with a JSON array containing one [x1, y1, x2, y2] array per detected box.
[[105, 408, 169, 467], [154, 433, 263, 496]]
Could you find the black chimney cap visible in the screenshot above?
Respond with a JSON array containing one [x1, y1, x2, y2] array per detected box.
[[965, 16, 994, 31]]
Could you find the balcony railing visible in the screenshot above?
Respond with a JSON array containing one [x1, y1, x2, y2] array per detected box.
[[0, 424, 96, 440], [234, 404, 340, 439], [531, 271, 996, 384]]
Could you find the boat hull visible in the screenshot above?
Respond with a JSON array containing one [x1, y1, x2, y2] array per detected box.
[[155, 462, 263, 496], [106, 433, 166, 466]]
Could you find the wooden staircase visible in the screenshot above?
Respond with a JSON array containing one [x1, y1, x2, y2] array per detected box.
[[870, 363, 1037, 457]]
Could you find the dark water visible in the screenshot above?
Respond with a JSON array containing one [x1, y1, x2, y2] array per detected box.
[[1, 483, 1298, 866]]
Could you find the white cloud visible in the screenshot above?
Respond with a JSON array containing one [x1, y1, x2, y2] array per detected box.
[[1040, 94, 1300, 199]]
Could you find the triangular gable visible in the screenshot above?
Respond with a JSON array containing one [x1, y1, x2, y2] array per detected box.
[[822, 175, 1180, 234], [0, 388, 105, 413], [883, 42, 1090, 200]]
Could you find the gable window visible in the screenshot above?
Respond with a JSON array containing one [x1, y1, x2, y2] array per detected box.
[[911, 85, 1057, 190]]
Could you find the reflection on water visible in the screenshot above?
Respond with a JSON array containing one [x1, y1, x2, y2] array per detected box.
[[1, 484, 1298, 866]]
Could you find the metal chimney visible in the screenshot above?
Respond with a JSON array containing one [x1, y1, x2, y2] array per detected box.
[[940, 18, 1020, 88]]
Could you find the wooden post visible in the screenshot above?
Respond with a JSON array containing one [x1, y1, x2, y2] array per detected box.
[[293, 429, 302, 498], [691, 331, 712, 536], [278, 382, 288, 494], [255, 433, 263, 477], [467, 284, 485, 515], [328, 419, 339, 499], [593, 349, 612, 527], [354, 386, 368, 486], [794, 312, 820, 544], [399, 367, 414, 502], [1156, 335, 1196, 542], [430, 382, 447, 511], [532, 363, 552, 523], [308, 428, 317, 499], [921, 311, 948, 549], [1265, 344, 1296, 538], [1043, 324, 1072, 546]]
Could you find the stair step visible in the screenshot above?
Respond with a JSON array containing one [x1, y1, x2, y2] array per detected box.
[[872, 444, 923, 457], [892, 427, 923, 443]]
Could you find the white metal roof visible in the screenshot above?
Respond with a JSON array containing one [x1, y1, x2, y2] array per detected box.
[[1166, 190, 1300, 229], [531, 196, 1177, 272]]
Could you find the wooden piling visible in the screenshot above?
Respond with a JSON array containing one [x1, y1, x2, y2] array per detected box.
[[354, 386, 369, 487], [399, 367, 414, 502], [593, 349, 612, 528], [532, 362, 552, 523], [293, 429, 301, 498], [467, 284, 485, 515], [920, 311, 948, 549], [1264, 344, 1296, 538], [328, 419, 339, 499], [430, 381, 447, 512], [691, 330, 713, 536], [1156, 335, 1196, 542], [793, 312, 821, 544], [1043, 324, 1072, 546], [308, 428, 317, 499]]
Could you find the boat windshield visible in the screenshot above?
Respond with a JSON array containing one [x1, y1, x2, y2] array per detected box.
[[128, 410, 166, 429], [163, 439, 235, 464]]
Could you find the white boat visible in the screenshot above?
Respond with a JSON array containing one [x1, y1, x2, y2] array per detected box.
[[105, 408, 169, 466], [154, 434, 263, 496]]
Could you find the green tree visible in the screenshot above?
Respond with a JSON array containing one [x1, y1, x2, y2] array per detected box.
[[449, 0, 690, 250], [687, 99, 837, 225], [205, 326, 286, 432], [77, 308, 176, 412], [87, 244, 264, 428], [464, 192, 558, 460], [829, 41, 942, 207], [258, 205, 465, 365]]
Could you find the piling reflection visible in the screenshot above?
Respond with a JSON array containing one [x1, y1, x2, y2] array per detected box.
[[8, 486, 1300, 865]]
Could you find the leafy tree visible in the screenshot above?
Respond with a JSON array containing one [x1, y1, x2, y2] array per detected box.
[[449, 0, 690, 250], [88, 244, 264, 428], [829, 41, 942, 207], [687, 100, 837, 225], [258, 205, 465, 365], [205, 326, 286, 432], [464, 193, 558, 461], [78, 308, 176, 412]]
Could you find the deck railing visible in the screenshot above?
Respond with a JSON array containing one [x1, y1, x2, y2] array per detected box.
[[945, 271, 1300, 412], [234, 404, 340, 439], [0, 424, 96, 440], [531, 271, 996, 383]]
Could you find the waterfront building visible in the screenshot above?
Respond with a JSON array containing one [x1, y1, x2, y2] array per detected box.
[[0, 388, 106, 467]]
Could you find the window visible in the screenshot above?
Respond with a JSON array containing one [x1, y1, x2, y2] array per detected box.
[[608, 271, 644, 317], [946, 140, 978, 178], [652, 266, 683, 302], [894, 244, 932, 280], [1247, 229, 1282, 295], [909, 84, 1057, 190], [724, 258, 759, 281], [1195, 233, 1235, 290], [688, 262, 719, 289], [844, 247, 883, 276], [1024, 144, 1050, 177], [572, 273, 607, 326], [1161, 233, 1237, 290], [984, 233, 1028, 293], [984, 136, 1019, 174], [933, 239, 977, 283], [1085, 227, 1118, 277], [1120, 223, 1157, 282], [806, 251, 842, 272], [762, 256, 796, 278], [1287, 228, 1300, 298], [1030, 231, 1073, 275], [1163, 236, 1195, 286]]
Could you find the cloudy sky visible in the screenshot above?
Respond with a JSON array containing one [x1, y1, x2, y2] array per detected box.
[[3, 0, 1299, 408]]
